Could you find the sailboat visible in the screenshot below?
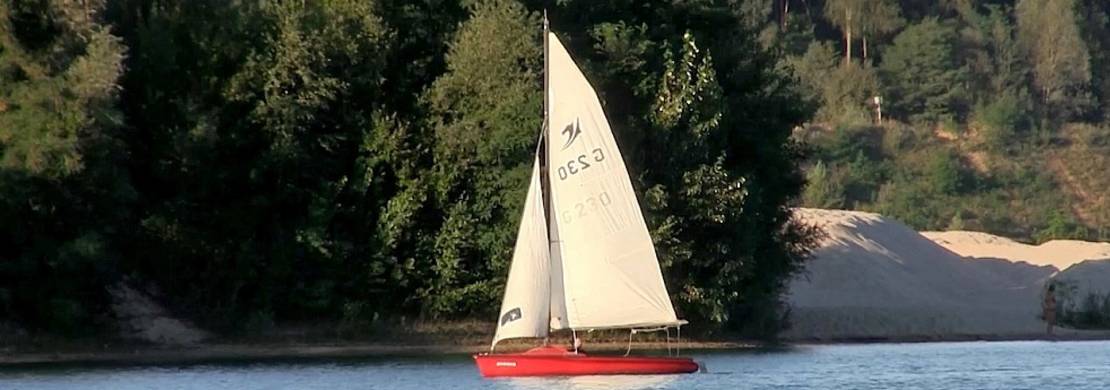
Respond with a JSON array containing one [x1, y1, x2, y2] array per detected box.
[[473, 18, 699, 378]]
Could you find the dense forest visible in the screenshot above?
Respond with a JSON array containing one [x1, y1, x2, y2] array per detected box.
[[6, 0, 1109, 340], [789, 0, 1110, 242], [0, 0, 818, 338]]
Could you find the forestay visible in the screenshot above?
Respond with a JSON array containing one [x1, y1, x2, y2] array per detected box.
[[545, 32, 680, 330]]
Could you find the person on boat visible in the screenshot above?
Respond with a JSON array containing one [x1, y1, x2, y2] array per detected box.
[[1043, 283, 1057, 336], [572, 335, 586, 354]]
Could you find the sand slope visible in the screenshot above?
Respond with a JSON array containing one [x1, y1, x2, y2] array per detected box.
[[1053, 260, 1110, 299], [109, 283, 208, 345], [787, 209, 1053, 340], [923, 231, 1110, 270]]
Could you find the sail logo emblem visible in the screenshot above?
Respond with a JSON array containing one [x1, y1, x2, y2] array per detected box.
[[500, 307, 522, 326], [561, 118, 582, 150]]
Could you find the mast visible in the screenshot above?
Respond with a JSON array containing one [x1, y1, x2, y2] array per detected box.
[[543, 11, 550, 129], [539, 9, 555, 331], [540, 11, 551, 245]]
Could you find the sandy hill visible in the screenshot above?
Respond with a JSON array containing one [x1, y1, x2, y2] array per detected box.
[[787, 208, 1054, 340], [922, 231, 1110, 270]]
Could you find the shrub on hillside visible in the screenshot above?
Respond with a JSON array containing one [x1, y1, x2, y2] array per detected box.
[[1071, 123, 1110, 147], [873, 178, 946, 230], [786, 41, 880, 125], [924, 149, 972, 195], [974, 91, 1033, 151], [803, 161, 846, 209], [878, 121, 921, 156], [1034, 211, 1090, 242], [1054, 280, 1110, 330], [819, 63, 881, 125]]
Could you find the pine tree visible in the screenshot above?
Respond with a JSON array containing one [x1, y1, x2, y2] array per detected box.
[[880, 17, 967, 123]]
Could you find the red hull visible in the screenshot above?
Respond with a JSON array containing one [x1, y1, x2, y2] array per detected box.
[[474, 346, 698, 377]]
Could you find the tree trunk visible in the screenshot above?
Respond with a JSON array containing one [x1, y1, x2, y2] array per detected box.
[[845, 9, 853, 64], [863, 35, 868, 62], [782, 0, 790, 29]]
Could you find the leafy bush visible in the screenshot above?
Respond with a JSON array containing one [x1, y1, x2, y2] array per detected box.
[[819, 62, 881, 125], [974, 91, 1033, 151], [1034, 211, 1090, 242], [1054, 280, 1110, 329], [786, 42, 880, 125], [803, 161, 846, 209], [924, 149, 971, 195]]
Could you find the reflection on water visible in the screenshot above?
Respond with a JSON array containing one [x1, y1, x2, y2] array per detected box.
[[3, 341, 1110, 389], [502, 374, 675, 390]]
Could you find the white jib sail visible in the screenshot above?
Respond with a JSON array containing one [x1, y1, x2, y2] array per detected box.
[[491, 158, 551, 347], [545, 32, 681, 330]]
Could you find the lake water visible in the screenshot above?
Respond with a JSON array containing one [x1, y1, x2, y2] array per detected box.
[[2, 340, 1107, 389]]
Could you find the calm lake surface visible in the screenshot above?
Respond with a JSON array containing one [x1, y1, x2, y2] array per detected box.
[[2, 340, 1107, 389]]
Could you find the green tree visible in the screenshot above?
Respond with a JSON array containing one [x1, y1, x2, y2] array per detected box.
[[820, 61, 880, 124], [879, 17, 967, 123], [824, 0, 903, 63], [824, 0, 864, 63], [775, 7, 818, 56], [0, 0, 823, 339], [1016, 0, 1092, 122], [803, 161, 846, 208], [956, 5, 1034, 150], [983, 5, 1028, 97], [556, 0, 819, 336], [786, 41, 879, 124], [111, 0, 430, 329], [924, 149, 968, 195], [947, 209, 966, 230], [785, 41, 839, 107], [1035, 210, 1087, 242], [1079, 0, 1110, 121], [0, 0, 131, 333], [873, 178, 940, 229], [859, 0, 903, 61], [425, 0, 542, 317], [974, 90, 1032, 152]]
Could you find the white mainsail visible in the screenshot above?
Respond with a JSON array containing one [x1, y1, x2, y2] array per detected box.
[[544, 32, 681, 330], [491, 158, 552, 347]]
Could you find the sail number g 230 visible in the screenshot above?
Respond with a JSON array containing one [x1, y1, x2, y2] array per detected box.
[[556, 148, 605, 180], [560, 191, 613, 224]]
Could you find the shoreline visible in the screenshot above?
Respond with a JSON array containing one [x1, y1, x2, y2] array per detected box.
[[791, 332, 1110, 344], [5, 334, 1110, 367], [0, 340, 749, 367]]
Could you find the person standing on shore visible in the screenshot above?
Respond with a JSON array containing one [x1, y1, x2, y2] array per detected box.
[[1043, 284, 1057, 336]]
